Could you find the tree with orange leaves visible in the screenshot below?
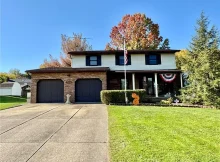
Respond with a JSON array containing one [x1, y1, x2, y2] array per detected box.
[[40, 33, 92, 68], [106, 13, 169, 50]]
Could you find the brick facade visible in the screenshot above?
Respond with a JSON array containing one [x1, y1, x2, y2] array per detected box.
[[31, 72, 107, 103]]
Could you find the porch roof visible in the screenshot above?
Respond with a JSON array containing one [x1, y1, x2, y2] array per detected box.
[[112, 69, 182, 73], [26, 67, 110, 73]]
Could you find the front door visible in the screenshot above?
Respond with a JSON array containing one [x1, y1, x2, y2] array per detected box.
[[143, 76, 155, 95]]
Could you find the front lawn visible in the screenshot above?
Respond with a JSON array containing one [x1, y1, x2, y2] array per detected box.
[[108, 106, 220, 162], [0, 96, 26, 110]]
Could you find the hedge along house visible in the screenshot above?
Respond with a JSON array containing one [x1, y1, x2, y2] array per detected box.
[[26, 49, 182, 103]]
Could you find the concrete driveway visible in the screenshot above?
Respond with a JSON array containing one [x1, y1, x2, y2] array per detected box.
[[0, 104, 108, 162]]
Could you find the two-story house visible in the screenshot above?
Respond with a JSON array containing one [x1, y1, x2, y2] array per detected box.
[[26, 49, 182, 103]]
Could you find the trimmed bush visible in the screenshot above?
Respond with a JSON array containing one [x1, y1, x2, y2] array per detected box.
[[101, 89, 146, 105], [160, 97, 173, 105]]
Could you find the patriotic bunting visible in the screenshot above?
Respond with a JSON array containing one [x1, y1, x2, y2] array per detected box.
[[160, 73, 176, 83]]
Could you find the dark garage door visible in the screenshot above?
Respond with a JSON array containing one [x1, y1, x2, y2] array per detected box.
[[37, 79, 64, 103], [75, 79, 102, 102]]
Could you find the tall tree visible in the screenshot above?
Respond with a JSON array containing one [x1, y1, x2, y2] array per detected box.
[[9, 68, 21, 78], [181, 12, 220, 107], [41, 33, 92, 68], [41, 54, 62, 68], [106, 13, 169, 50], [0, 73, 16, 83], [8, 69, 30, 79], [175, 49, 189, 70], [159, 38, 170, 49]]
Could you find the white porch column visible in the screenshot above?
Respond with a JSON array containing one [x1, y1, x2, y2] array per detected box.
[[132, 73, 135, 90], [154, 73, 158, 97], [180, 73, 183, 88]]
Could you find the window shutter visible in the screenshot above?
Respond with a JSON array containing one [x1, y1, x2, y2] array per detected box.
[[157, 54, 161, 64], [115, 55, 119, 65], [145, 54, 149, 65], [128, 55, 131, 65], [86, 56, 90, 66], [97, 55, 101, 66]]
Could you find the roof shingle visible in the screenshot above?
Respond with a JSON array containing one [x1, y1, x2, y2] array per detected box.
[[68, 49, 180, 55], [26, 67, 110, 73], [0, 82, 14, 88]]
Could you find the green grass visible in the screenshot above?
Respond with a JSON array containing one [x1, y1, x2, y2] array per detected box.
[[108, 106, 220, 162], [0, 96, 26, 110]]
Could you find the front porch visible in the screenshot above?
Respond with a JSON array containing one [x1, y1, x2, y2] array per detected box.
[[107, 70, 183, 98]]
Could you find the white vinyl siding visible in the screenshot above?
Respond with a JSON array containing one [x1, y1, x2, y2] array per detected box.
[[11, 82, 22, 96], [71, 53, 176, 70], [0, 82, 22, 96], [0, 88, 12, 96]]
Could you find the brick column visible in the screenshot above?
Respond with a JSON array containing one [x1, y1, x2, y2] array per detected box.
[[31, 79, 39, 103], [63, 79, 75, 103]]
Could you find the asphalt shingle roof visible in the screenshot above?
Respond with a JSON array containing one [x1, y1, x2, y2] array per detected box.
[[0, 82, 14, 88]]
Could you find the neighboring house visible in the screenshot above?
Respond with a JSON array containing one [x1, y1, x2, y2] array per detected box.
[[0, 82, 22, 96], [26, 49, 182, 103], [8, 78, 31, 97]]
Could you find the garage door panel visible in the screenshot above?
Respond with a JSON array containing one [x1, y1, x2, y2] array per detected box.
[[37, 80, 64, 103], [75, 79, 102, 102]]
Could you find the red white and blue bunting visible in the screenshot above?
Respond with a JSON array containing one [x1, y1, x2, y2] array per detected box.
[[160, 73, 176, 83]]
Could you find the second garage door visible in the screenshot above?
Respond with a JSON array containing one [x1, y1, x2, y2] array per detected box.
[[75, 79, 102, 102], [37, 79, 64, 103]]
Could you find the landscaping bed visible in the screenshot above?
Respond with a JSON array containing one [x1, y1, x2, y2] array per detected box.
[[108, 106, 220, 161]]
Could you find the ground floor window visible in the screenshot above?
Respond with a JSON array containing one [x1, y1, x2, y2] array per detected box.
[[141, 74, 181, 97], [121, 79, 128, 90], [157, 74, 181, 97], [108, 73, 181, 96]]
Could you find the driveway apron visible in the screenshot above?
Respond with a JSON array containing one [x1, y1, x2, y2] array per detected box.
[[0, 104, 108, 162]]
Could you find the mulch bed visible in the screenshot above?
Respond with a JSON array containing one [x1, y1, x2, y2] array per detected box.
[[109, 102, 215, 108]]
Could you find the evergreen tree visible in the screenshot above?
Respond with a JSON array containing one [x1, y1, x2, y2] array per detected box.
[[181, 12, 220, 108], [160, 39, 170, 49]]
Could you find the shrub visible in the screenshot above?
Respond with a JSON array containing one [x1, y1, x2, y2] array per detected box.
[[160, 97, 173, 105], [101, 89, 146, 105]]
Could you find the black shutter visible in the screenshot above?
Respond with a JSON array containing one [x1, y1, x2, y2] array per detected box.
[[115, 55, 119, 65], [97, 55, 101, 66], [86, 56, 90, 66], [145, 54, 149, 65], [128, 55, 131, 65], [157, 54, 161, 64]]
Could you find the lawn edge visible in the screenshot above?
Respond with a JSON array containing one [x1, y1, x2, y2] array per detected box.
[[0, 104, 25, 111]]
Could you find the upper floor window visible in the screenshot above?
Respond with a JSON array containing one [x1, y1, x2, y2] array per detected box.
[[145, 54, 161, 65], [115, 55, 131, 65], [86, 55, 101, 66]]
